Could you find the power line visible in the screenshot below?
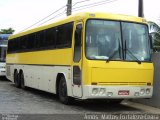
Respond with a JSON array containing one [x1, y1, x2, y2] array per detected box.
[[19, 0, 118, 32], [20, 5, 67, 33], [72, 0, 118, 11], [39, 1, 91, 26], [38, 10, 67, 26], [20, 0, 91, 33], [72, 0, 90, 7], [38, 0, 118, 26]]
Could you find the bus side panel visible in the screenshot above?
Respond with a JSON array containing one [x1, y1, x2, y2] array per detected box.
[[6, 48, 73, 95], [6, 64, 73, 96], [6, 49, 72, 65]]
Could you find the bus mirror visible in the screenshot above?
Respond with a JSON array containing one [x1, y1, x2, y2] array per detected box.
[[74, 24, 82, 62], [75, 24, 82, 46], [75, 25, 82, 34], [76, 24, 82, 30]]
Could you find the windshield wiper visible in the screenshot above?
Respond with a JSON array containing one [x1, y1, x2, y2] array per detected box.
[[106, 39, 121, 62], [124, 40, 141, 64]]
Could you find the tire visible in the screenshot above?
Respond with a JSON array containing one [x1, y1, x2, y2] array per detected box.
[[14, 70, 21, 88], [58, 77, 73, 105], [14, 70, 17, 83], [20, 72, 25, 89]]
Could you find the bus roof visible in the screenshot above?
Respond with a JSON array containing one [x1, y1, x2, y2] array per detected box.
[[9, 12, 147, 40]]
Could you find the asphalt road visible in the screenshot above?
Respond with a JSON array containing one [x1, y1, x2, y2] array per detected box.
[[0, 78, 159, 120]]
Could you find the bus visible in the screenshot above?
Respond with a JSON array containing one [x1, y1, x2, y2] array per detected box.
[[0, 34, 11, 76], [6, 12, 153, 104]]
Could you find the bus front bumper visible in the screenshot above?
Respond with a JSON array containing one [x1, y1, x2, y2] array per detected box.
[[82, 85, 153, 99]]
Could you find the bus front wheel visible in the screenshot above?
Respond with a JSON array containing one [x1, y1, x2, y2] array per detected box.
[[58, 77, 73, 105]]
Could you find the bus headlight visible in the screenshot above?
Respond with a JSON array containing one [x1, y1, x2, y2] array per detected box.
[[134, 92, 139, 96], [146, 88, 151, 94], [92, 88, 99, 95], [140, 89, 145, 95], [99, 88, 106, 95], [107, 92, 113, 97]]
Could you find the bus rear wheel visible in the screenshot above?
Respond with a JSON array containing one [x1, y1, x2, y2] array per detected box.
[[14, 70, 21, 88], [58, 77, 73, 105], [20, 72, 25, 89]]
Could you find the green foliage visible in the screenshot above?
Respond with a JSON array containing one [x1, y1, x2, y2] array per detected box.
[[148, 21, 160, 52], [0, 28, 15, 34]]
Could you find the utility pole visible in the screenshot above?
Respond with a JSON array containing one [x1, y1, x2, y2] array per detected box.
[[67, 0, 72, 16], [138, 0, 144, 17]]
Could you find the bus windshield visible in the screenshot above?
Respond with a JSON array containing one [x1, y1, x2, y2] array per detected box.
[[85, 19, 151, 62]]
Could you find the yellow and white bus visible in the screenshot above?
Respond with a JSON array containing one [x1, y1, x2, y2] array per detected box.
[[6, 12, 153, 104]]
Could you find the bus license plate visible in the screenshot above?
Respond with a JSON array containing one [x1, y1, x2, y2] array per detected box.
[[118, 90, 129, 95]]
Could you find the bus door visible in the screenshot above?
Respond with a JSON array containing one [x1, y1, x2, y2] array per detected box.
[[72, 22, 83, 98]]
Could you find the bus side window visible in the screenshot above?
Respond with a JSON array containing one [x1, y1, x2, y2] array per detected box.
[[39, 30, 46, 48], [27, 33, 36, 50], [56, 22, 73, 48], [74, 24, 82, 62], [46, 28, 56, 48]]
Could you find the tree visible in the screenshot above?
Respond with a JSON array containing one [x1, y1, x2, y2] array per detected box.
[[148, 21, 160, 52], [0, 28, 15, 34]]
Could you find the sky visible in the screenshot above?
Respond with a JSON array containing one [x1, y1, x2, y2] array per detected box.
[[0, 0, 160, 34]]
